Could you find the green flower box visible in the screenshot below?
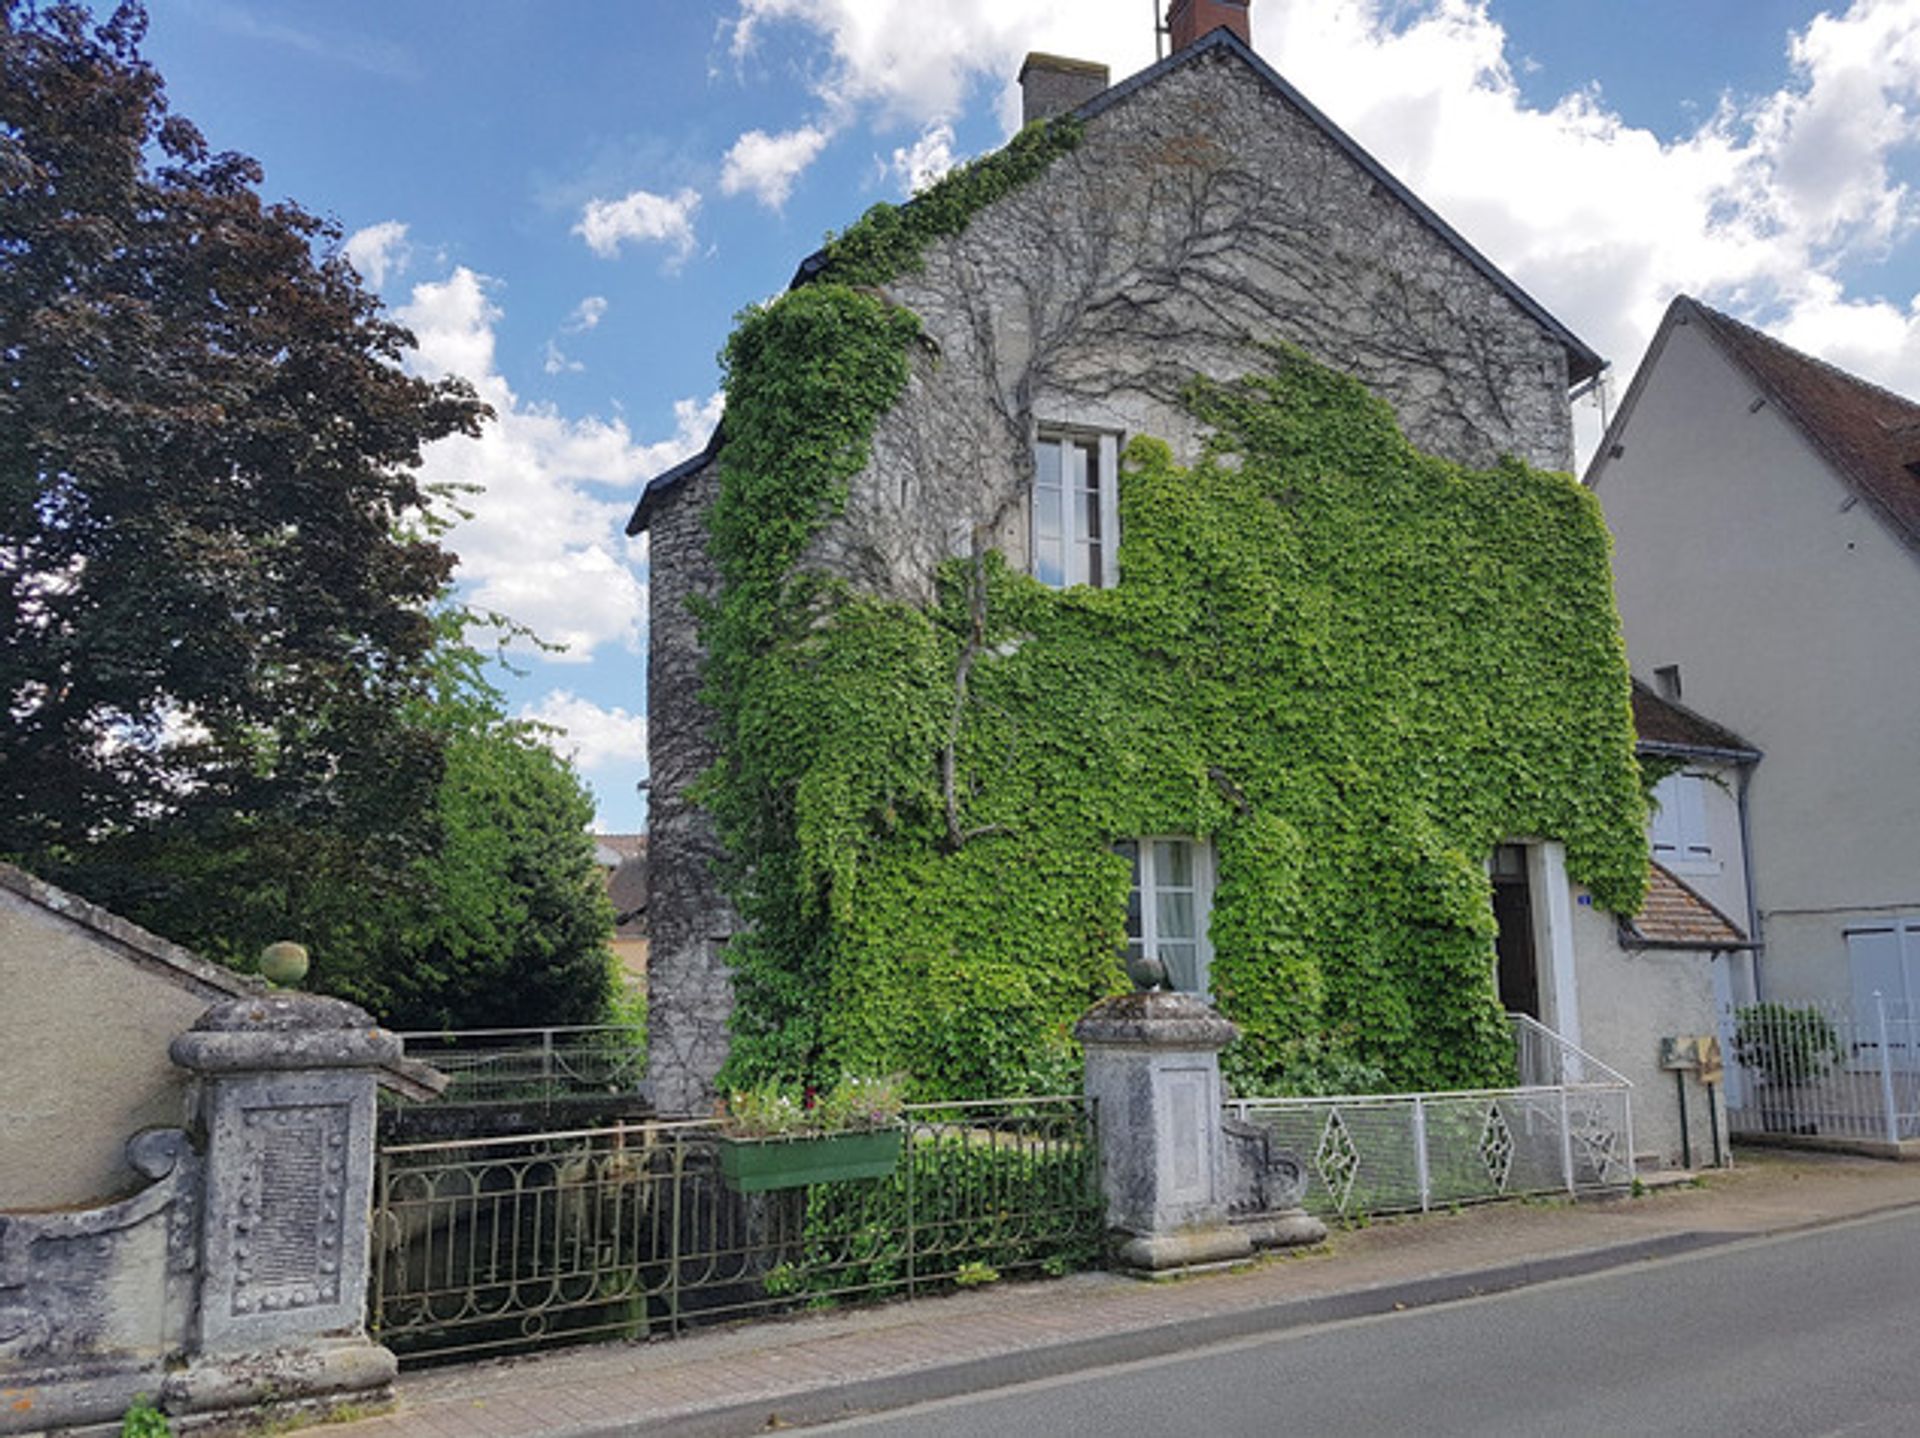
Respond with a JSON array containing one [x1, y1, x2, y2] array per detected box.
[[718, 1129, 903, 1193]]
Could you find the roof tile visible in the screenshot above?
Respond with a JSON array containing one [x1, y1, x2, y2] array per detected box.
[[1620, 862, 1748, 950], [1685, 298, 1920, 554]]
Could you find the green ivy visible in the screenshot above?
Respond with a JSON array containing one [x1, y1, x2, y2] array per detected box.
[[698, 122, 1647, 1101], [809, 118, 1083, 287]]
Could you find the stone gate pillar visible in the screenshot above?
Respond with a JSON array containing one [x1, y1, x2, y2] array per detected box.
[[164, 994, 399, 1420], [1075, 990, 1255, 1272]]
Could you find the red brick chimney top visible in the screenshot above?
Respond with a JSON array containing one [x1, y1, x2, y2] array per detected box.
[[1167, 0, 1250, 52]]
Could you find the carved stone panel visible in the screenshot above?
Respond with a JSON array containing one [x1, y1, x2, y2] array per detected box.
[[195, 1072, 377, 1352], [231, 1105, 347, 1316]]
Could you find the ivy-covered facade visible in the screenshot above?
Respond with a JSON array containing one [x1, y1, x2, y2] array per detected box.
[[631, 30, 1647, 1115]]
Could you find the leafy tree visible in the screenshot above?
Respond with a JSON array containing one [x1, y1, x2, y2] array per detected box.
[[0, 4, 616, 1029], [0, 1, 485, 878], [314, 616, 618, 1032]]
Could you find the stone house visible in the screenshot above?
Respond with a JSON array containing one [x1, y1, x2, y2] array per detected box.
[[593, 832, 650, 986], [629, 2, 1703, 1161], [1591, 296, 1920, 1029]]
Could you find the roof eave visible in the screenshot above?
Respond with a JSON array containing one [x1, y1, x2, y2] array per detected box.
[[1616, 923, 1758, 953], [627, 432, 721, 535], [1635, 739, 1763, 765], [1683, 297, 1920, 559]]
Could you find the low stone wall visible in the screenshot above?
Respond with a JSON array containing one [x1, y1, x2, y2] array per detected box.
[[0, 995, 403, 1435]]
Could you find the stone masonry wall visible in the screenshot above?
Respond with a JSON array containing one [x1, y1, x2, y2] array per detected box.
[[644, 463, 738, 1116], [810, 48, 1576, 601], [643, 45, 1585, 1108]]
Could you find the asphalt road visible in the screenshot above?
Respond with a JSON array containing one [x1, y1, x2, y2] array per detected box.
[[815, 1207, 1920, 1437]]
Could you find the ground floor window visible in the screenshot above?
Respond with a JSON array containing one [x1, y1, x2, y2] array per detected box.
[[1118, 837, 1213, 994]]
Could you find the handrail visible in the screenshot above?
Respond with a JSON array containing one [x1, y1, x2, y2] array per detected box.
[[1509, 1012, 1632, 1088]]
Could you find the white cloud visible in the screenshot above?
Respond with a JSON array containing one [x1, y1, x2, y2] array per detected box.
[[343, 220, 411, 289], [397, 266, 720, 657], [574, 187, 702, 262], [521, 691, 650, 772], [565, 295, 609, 331], [728, 0, 1158, 131], [721, 125, 832, 208], [727, 0, 1920, 431], [542, 339, 584, 375], [889, 122, 955, 195]]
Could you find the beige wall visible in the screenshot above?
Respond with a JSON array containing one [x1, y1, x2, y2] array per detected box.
[[1595, 316, 1920, 1005], [0, 889, 222, 1210], [611, 936, 649, 987], [1567, 882, 1728, 1170]]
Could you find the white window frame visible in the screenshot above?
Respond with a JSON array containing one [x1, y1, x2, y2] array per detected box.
[[1120, 837, 1214, 996], [1032, 429, 1120, 590], [1649, 771, 1714, 871]]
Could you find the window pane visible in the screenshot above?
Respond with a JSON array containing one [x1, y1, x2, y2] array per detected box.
[[1068, 438, 1090, 493], [1155, 839, 1193, 889], [1157, 890, 1195, 941], [1035, 484, 1062, 540], [1160, 942, 1199, 992], [1035, 438, 1061, 493], [1034, 537, 1064, 589], [1074, 492, 1095, 544], [1085, 540, 1102, 588], [1118, 842, 1142, 942]]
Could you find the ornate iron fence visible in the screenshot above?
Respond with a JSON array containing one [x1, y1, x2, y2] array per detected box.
[[393, 1026, 647, 1106], [1229, 1079, 1633, 1220], [369, 1098, 1101, 1363]]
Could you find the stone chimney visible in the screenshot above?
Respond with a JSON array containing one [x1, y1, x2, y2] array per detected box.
[[1167, 0, 1250, 51], [1018, 52, 1110, 126]]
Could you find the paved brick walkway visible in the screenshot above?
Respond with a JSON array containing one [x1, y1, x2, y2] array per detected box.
[[326, 1149, 1920, 1438]]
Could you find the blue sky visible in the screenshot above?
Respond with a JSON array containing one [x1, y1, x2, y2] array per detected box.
[[135, 0, 1920, 833]]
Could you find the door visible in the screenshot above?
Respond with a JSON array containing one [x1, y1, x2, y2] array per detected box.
[[1492, 844, 1540, 1020]]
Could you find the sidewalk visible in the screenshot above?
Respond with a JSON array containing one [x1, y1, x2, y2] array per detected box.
[[327, 1149, 1920, 1438]]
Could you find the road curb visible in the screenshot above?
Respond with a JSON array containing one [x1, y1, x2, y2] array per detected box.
[[604, 1229, 1740, 1437]]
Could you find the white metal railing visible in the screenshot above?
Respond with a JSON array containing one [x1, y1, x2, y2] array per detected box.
[[1510, 1012, 1632, 1089], [1229, 1020, 1634, 1219], [394, 1025, 647, 1105], [1718, 994, 1920, 1144]]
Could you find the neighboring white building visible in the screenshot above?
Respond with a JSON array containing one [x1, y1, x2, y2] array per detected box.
[[1589, 295, 1920, 1020]]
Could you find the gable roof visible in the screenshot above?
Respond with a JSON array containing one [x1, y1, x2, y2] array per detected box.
[[594, 832, 648, 867], [1594, 295, 1920, 557], [628, 28, 1601, 536], [1630, 680, 1759, 762], [1618, 861, 1751, 951]]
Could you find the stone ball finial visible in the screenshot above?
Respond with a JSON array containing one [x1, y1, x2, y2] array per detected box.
[[1126, 951, 1167, 992], [259, 939, 310, 986]]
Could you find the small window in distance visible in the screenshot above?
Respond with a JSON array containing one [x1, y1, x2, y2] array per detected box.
[[1650, 772, 1712, 865], [1116, 837, 1213, 995], [1033, 430, 1120, 589], [1653, 664, 1683, 702]]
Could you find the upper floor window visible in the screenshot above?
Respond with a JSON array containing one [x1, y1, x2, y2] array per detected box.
[[1117, 837, 1213, 994], [1649, 772, 1713, 866], [1032, 430, 1119, 589]]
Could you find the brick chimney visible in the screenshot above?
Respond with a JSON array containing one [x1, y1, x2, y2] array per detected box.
[[1019, 52, 1110, 126], [1167, 0, 1250, 51]]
